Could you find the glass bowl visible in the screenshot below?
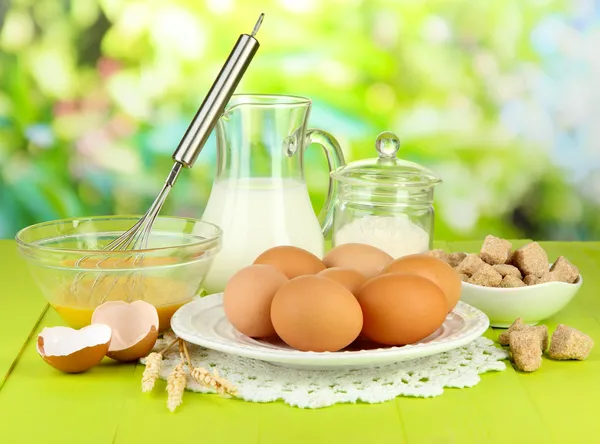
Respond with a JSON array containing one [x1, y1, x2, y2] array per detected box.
[[16, 215, 222, 332]]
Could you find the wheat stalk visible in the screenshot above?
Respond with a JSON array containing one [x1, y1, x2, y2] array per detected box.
[[166, 360, 187, 412], [141, 353, 162, 392], [181, 340, 237, 397], [141, 335, 179, 393]]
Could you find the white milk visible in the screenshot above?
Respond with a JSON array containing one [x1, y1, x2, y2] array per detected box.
[[201, 178, 325, 294]]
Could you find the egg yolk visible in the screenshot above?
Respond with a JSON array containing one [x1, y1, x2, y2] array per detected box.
[[52, 302, 185, 332], [51, 275, 196, 332]]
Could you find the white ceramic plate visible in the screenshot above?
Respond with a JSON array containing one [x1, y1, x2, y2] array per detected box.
[[171, 293, 490, 370]]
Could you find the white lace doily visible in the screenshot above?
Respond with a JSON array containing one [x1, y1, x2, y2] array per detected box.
[[142, 335, 508, 409]]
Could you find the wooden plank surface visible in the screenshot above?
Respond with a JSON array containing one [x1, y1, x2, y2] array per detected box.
[[0, 240, 599, 444], [0, 240, 49, 388], [0, 309, 135, 444]]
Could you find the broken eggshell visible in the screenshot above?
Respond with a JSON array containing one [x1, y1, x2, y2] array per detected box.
[[37, 324, 112, 373], [91, 300, 159, 362]]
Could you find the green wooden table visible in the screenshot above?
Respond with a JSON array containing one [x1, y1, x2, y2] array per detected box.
[[1, 239, 599, 444]]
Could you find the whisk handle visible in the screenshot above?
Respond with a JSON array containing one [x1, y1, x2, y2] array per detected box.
[[172, 30, 261, 168]]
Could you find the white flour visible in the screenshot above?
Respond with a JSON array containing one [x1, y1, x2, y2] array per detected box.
[[333, 214, 430, 258]]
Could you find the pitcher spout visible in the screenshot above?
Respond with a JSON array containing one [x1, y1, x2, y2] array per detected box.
[[221, 94, 312, 118]]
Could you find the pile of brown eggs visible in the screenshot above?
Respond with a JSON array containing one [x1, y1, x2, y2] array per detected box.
[[223, 243, 462, 352]]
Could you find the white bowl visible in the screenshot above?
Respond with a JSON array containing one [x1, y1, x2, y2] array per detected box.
[[460, 275, 583, 328]]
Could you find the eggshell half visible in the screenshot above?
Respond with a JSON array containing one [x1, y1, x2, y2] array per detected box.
[[37, 324, 112, 373], [253, 245, 326, 279], [382, 254, 462, 312], [324, 243, 393, 279], [91, 300, 159, 362]]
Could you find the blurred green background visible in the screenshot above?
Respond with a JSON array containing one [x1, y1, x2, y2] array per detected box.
[[1, 0, 599, 241]]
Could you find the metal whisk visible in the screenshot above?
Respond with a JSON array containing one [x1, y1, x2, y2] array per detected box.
[[71, 14, 265, 300]]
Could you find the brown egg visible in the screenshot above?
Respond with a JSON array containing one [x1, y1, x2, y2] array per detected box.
[[356, 273, 448, 346], [223, 264, 289, 338], [270, 275, 363, 352], [37, 324, 112, 373], [91, 300, 159, 362], [323, 243, 393, 279], [318, 267, 367, 294], [382, 254, 462, 312], [253, 245, 326, 279]]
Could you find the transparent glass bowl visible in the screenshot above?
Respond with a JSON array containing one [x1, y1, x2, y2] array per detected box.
[[16, 215, 222, 332]]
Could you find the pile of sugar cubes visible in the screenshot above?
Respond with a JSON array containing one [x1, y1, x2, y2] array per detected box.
[[427, 236, 580, 288], [498, 318, 593, 372]]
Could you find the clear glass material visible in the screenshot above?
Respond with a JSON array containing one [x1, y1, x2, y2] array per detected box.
[[330, 132, 441, 258], [16, 216, 222, 331], [201, 94, 345, 293]]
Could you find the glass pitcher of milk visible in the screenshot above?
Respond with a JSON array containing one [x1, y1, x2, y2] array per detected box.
[[200, 94, 345, 294]]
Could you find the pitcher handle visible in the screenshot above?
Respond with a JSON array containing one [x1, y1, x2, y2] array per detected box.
[[305, 129, 345, 236]]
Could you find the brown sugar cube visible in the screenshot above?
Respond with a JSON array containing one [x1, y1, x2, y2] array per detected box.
[[550, 256, 580, 283], [468, 263, 503, 287], [498, 319, 548, 350], [498, 318, 526, 345], [548, 325, 594, 360], [505, 250, 515, 265], [479, 235, 512, 265], [523, 275, 539, 286], [509, 329, 543, 372], [448, 252, 467, 267], [424, 249, 449, 263], [499, 275, 526, 288], [531, 325, 549, 351], [458, 273, 469, 282], [493, 264, 522, 278], [511, 242, 549, 278], [538, 271, 560, 284], [456, 254, 485, 276]]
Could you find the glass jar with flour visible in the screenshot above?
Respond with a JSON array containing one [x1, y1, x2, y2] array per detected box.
[[330, 132, 441, 259]]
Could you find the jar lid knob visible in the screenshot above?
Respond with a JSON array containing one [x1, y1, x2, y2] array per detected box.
[[375, 131, 400, 159]]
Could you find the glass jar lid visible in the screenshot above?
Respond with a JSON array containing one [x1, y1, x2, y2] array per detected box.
[[331, 131, 442, 188]]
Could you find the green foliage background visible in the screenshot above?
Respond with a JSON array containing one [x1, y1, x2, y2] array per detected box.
[[0, 0, 598, 241]]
